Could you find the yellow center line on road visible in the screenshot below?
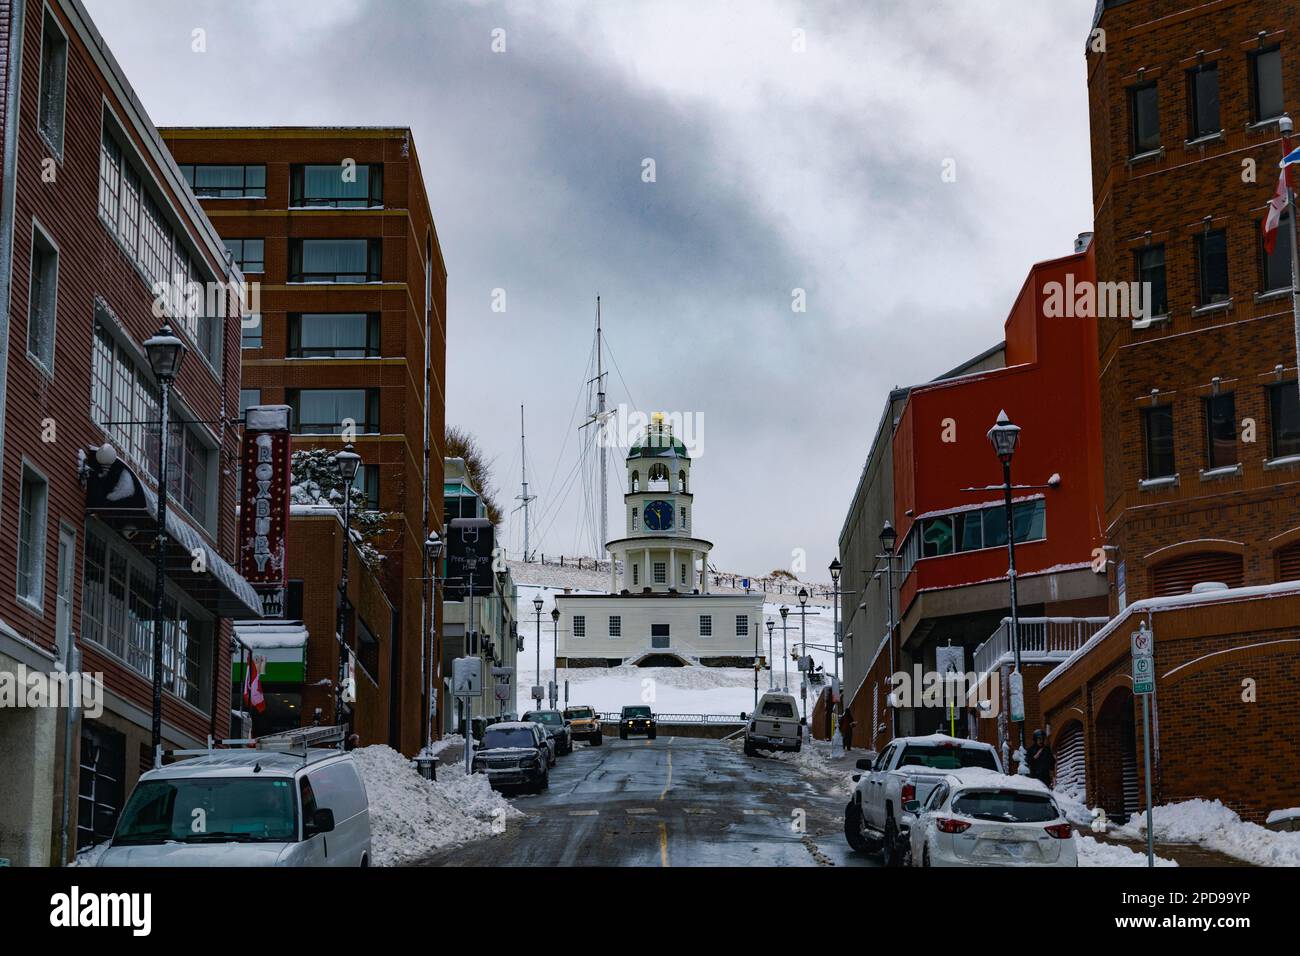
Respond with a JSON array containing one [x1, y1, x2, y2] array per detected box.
[[659, 821, 669, 867], [658, 736, 674, 801]]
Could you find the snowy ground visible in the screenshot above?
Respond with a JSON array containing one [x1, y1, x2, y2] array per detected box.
[[1114, 799, 1300, 867], [1075, 835, 1177, 867], [510, 560, 839, 717]]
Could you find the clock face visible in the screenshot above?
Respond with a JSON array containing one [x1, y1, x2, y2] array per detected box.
[[643, 499, 674, 531]]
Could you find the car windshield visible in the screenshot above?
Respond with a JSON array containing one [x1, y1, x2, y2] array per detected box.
[[113, 777, 297, 844], [623, 706, 651, 718], [951, 790, 1059, 823], [564, 708, 593, 719], [760, 700, 795, 718], [525, 712, 563, 726], [897, 745, 998, 771], [483, 727, 537, 748]]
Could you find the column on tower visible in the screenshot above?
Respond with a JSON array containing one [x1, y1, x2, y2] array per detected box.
[[609, 549, 618, 592], [669, 546, 676, 590]]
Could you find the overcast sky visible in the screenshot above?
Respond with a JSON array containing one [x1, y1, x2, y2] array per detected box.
[[85, 0, 1097, 580]]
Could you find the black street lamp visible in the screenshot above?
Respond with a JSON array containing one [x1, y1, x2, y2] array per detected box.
[[765, 619, 775, 689], [533, 595, 544, 705], [828, 558, 842, 720], [879, 520, 898, 738], [143, 323, 185, 762], [987, 409, 1024, 724], [779, 605, 789, 692], [797, 586, 810, 733], [550, 607, 560, 709], [334, 443, 362, 731], [423, 530, 442, 748]]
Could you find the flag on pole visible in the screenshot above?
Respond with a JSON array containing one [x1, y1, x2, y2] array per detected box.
[[243, 653, 266, 713], [1281, 143, 1300, 169], [1265, 167, 1289, 255]]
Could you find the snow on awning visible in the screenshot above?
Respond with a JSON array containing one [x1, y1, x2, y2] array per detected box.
[[84, 454, 263, 619], [232, 620, 308, 682]]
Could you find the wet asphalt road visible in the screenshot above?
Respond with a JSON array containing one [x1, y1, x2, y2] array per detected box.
[[417, 735, 882, 867]]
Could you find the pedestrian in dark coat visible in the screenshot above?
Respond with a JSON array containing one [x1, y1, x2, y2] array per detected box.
[[1026, 729, 1054, 787], [840, 708, 855, 751]]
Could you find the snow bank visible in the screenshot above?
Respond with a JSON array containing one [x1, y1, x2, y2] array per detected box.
[[67, 843, 109, 868], [351, 745, 521, 866], [1075, 834, 1176, 867], [1116, 799, 1300, 867]]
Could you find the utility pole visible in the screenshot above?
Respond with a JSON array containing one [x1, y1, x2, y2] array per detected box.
[[514, 404, 536, 562]]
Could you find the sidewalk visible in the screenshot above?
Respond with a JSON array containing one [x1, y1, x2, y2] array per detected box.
[[1083, 830, 1250, 867]]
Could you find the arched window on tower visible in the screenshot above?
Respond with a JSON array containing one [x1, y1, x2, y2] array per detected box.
[[630, 470, 640, 493], [648, 463, 670, 491], [678, 469, 688, 493]]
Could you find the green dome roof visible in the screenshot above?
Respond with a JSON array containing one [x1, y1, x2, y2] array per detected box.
[[628, 422, 690, 460]]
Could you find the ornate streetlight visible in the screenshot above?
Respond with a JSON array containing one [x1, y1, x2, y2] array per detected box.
[[423, 531, 442, 748], [334, 443, 362, 731], [879, 520, 898, 738], [987, 409, 1024, 727]]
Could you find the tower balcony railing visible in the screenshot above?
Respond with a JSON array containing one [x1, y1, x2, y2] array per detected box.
[[973, 616, 1109, 682]]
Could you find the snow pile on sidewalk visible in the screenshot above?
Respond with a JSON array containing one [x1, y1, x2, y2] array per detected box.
[[67, 843, 109, 867], [1116, 799, 1300, 867], [352, 745, 521, 866], [766, 739, 856, 797], [1075, 834, 1177, 867]]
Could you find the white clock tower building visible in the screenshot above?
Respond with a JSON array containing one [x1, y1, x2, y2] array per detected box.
[[555, 414, 762, 668]]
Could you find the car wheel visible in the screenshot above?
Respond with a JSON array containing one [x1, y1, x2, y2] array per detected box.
[[844, 801, 870, 853], [649, 729, 657, 740], [540, 768, 550, 791], [744, 740, 756, 757], [883, 815, 902, 868], [922, 845, 932, 868], [593, 734, 603, 746], [795, 738, 802, 752], [620, 728, 627, 740]]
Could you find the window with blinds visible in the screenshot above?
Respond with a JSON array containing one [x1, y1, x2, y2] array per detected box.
[[1277, 542, 1300, 582], [1149, 551, 1243, 596]]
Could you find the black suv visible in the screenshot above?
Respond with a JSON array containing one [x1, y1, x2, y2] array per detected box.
[[522, 709, 573, 756], [471, 721, 551, 793], [619, 705, 657, 740]]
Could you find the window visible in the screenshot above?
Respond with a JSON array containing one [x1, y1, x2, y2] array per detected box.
[[651, 623, 669, 649], [1263, 213, 1293, 293], [289, 239, 381, 283], [921, 516, 954, 558], [18, 466, 49, 607], [38, 9, 68, 155], [81, 527, 209, 705], [290, 164, 383, 208], [1204, 394, 1236, 468], [1143, 405, 1175, 479], [1270, 384, 1300, 460], [573, 615, 586, 638], [287, 389, 380, 434], [288, 313, 380, 358], [1187, 63, 1220, 139], [681, 506, 688, 529], [223, 238, 264, 274], [735, 614, 749, 637], [239, 389, 261, 416], [958, 511, 983, 551], [608, 615, 621, 638], [1250, 47, 1284, 123], [357, 464, 380, 510], [27, 222, 58, 372], [699, 614, 712, 637], [241, 314, 263, 350], [177, 164, 266, 199], [653, 561, 666, 584], [1130, 82, 1160, 155], [1011, 500, 1046, 542], [1195, 229, 1229, 306], [631, 507, 638, 531], [1135, 245, 1168, 317]]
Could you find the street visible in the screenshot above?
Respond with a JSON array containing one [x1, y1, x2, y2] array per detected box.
[[418, 736, 878, 867]]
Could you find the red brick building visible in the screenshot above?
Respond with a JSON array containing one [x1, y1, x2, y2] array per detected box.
[[0, 0, 258, 864], [1040, 0, 1300, 822], [158, 127, 448, 757]]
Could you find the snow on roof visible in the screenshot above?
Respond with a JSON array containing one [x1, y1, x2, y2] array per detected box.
[[940, 767, 1051, 793], [1040, 579, 1300, 691], [234, 621, 309, 650], [894, 733, 994, 748]]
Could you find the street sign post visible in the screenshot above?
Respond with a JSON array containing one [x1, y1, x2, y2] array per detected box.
[[1131, 621, 1155, 867]]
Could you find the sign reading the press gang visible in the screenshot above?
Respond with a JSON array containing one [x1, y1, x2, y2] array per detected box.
[[238, 406, 292, 614]]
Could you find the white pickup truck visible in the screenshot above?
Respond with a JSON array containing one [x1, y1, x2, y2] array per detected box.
[[844, 734, 1003, 866]]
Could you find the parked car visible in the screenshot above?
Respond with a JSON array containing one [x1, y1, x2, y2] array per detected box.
[[906, 770, 1078, 867], [619, 705, 657, 740], [523, 709, 573, 756], [97, 748, 371, 867], [472, 721, 552, 793], [563, 705, 603, 746], [742, 691, 803, 755], [844, 733, 1002, 866]]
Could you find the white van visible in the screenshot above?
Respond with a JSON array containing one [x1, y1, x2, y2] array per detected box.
[[743, 691, 804, 755], [96, 748, 371, 867]]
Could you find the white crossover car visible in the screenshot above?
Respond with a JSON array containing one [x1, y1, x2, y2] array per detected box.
[[905, 770, 1078, 867]]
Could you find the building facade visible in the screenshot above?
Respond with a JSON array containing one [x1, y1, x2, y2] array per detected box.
[[0, 0, 259, 864], [160, 126, 447, 756], [556, 416, 763, 668]]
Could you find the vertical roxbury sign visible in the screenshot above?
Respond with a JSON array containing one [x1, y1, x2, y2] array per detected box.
[[239, 405, 293, 617]]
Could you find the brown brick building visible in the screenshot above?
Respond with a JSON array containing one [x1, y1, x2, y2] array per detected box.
[[0, 0, 259, 864], [1041, 0, 1300, 822], [158, 127, 448, 757]]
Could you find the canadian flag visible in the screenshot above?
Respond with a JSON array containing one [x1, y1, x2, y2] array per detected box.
[[243, 653, 266, 713], [1264, 136, 1295, 256]]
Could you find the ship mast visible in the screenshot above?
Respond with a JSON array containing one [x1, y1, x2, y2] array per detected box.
[[515, 404, 536, 561], [581, 297, 609, 558]]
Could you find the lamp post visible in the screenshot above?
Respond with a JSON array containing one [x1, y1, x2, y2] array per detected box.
[[143, 323, 185, 763], [987, 410, 1024, 734], [879, 520, 898, 739], [334, 443, 362, 733], [779, 605, 789, 692], [532, 595, 543, 708], [550, 607, 560, 709], [766, 619, 775, 690], [797, 587, 809, 727], [829, 558, 842, 739], [423, 531, 442, 749]]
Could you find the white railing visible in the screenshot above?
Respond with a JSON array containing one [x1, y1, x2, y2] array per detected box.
[[973, 616, 1108, 679]]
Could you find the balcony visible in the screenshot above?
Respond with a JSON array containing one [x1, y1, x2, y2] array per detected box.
[[973, 616, 1108, 680]]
